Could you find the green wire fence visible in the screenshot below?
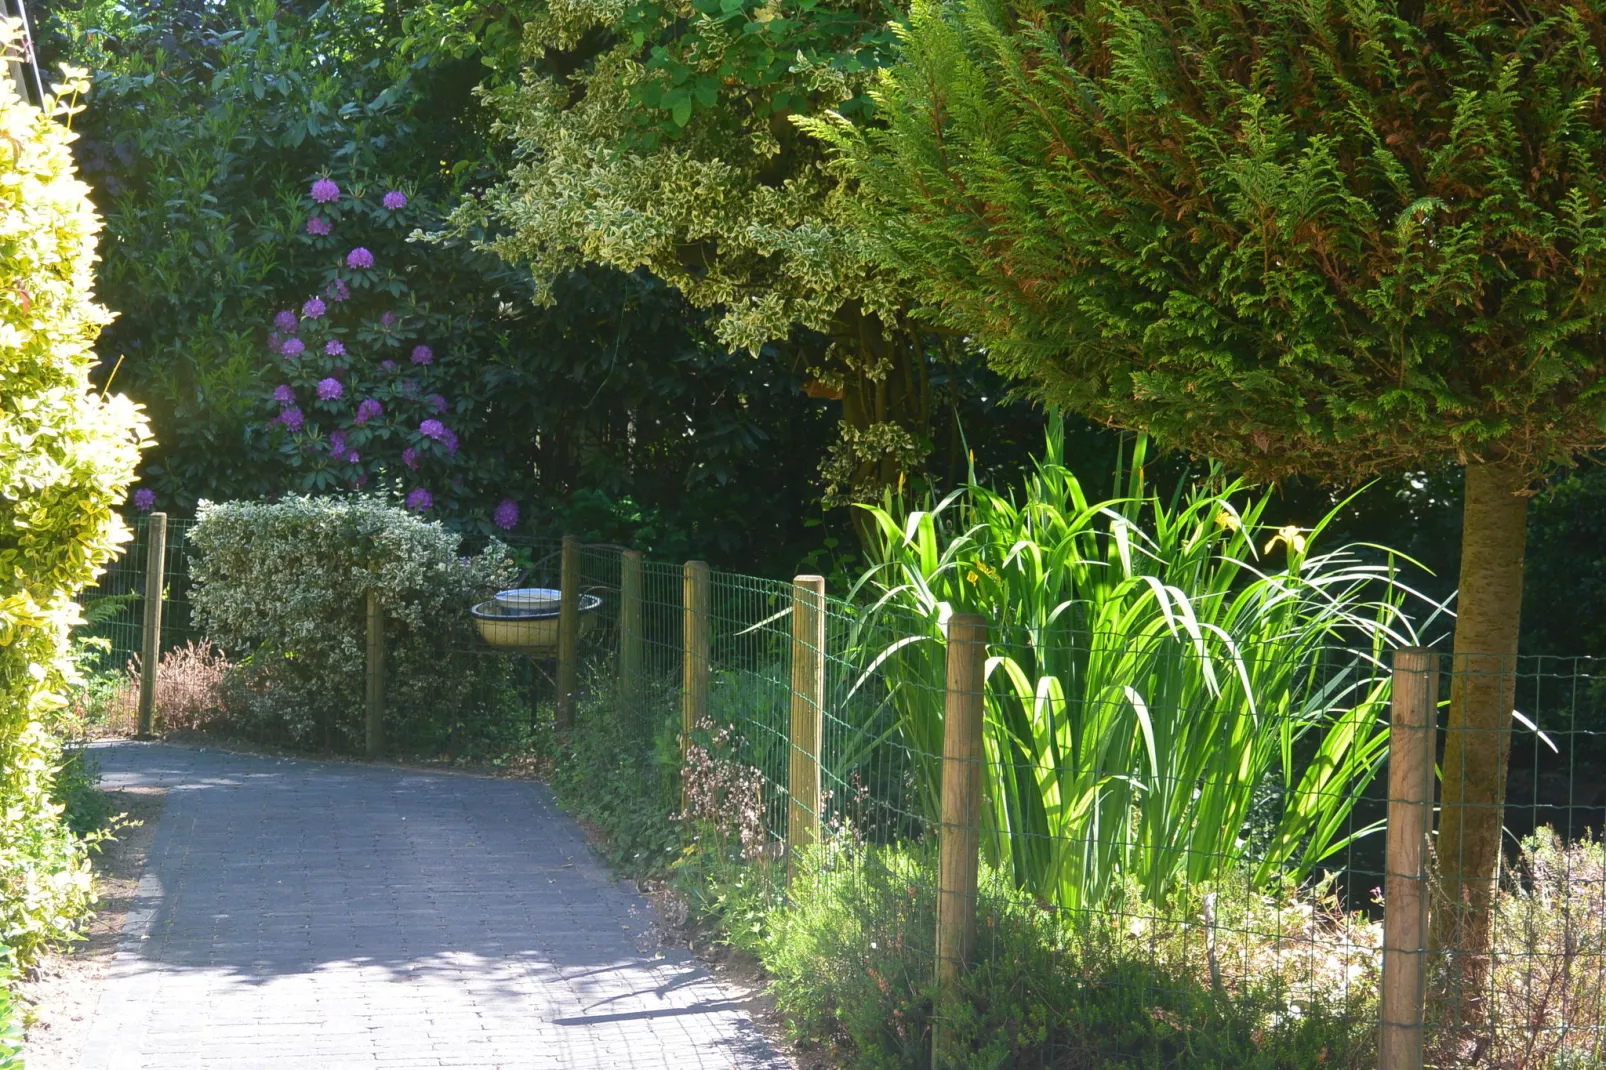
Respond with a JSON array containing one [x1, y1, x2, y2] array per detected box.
[[81, 517, 1606, 1070]]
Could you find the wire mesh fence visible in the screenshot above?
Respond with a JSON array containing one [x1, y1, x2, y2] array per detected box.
[[78, 517, 1606, 1068]]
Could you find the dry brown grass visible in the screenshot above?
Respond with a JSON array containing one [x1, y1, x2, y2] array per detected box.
[[98, 641, 233, 735]]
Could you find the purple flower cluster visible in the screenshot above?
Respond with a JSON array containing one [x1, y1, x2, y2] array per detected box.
[[303, 297, 327, 319], [406, 487, 433, 512], [281, 337, 306, 358], [402, 447, 420, 469], [317, 377, 344, 401], [311, 178, 340, 203], [327, 278, 350, 303], [382, 190, 408, 210], [493, 499, 519, 531], [133, 488, 156, 512], [274, 309, 298, 332], [273, 384, 295, 405], [346, 247, 374, 270], [306, 217, 331, 236], [419, 418, 446, 440], [281, 406, 305, 432], [426, 394, 447, 414], [381, 311, 397, 329], [411, 344, 433, 366], [355, 398, 383, 425], [325, 339, 346, 357]]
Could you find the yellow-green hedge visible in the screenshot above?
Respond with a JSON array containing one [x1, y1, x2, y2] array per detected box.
[[0, 34, 149, 961]]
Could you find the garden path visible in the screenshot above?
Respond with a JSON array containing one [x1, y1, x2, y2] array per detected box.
[[78, 741, 789, 1070]]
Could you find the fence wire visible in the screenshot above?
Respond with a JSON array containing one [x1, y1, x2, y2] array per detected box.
[[78, 521, 1606, 1068]]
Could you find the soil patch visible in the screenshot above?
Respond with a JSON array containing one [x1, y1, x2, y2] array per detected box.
[[19, 788, 166, 1070]]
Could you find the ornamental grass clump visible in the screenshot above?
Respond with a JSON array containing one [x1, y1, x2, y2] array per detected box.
[[188, 496, 518, 753], [0, 29, 149, 962], [850, 419, 1433, 909]]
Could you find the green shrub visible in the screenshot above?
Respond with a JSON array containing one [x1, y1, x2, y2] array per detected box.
[[748, 842, 1377, 1069], [0, 30, 149, 963], [187, 496, 520, 753]]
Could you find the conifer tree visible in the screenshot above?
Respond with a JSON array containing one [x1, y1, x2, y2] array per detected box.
[[819, 0, 1606, 1016]]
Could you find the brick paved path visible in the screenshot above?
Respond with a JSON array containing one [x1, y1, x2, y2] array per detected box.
[[81, 742, 789, 1070]]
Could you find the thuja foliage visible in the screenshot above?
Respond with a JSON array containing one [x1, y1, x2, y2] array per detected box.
[[0, 42, 148, 960], [822, 0, 1606, 478]]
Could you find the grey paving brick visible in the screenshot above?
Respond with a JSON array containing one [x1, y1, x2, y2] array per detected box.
[[79, 742, 789, 1070]]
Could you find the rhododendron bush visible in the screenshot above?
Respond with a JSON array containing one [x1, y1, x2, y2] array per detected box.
[[187, 497, 520, 752]]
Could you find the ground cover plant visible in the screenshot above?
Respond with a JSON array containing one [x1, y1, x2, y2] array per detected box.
[[187, 496, 522, 753], [0, 28, 149, 967]]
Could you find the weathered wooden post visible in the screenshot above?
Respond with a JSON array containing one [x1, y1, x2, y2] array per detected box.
[[682, 561, 710, 755], [135, 512, 168, 739], [365, 589, 385, 757], [1380, 647, 1439, 1070], [619, 550, 644, 707], [787, 575, 826, 872], [555, 535, 581, 731], [933, 613, 988, 1070]]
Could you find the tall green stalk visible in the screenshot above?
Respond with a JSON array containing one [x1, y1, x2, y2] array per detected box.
[[849, 418, 1431, 909]]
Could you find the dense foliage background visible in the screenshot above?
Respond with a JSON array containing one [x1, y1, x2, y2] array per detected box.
[[33, 0, 1602, 655]]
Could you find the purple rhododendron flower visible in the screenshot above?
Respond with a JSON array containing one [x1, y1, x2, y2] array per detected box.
[[346, 247, 374, 269], [411, 344, 433, 366], [280, 406, 305, 432], [380, 360, 398, 374], [281, 337, 306, 358], [382, 190, 407, 210], [402, 447, 420, 469], [311, 178, 341, 203], [440, 428, 458, 456], [493, 499, 519, 530], [329, 430, 347, 457], [355, 398, 382, 425], [346, 450, 360, 465], [419, 418, 445, 440], [305, 216, 331, 236], [303, 297, 327, 319], [325, 339, 346, 357], [272, 384, 295, 405], [133, 488, 156, 512], [327, 278, 350, 302], [425, 394, 447, 414], [317, 377, 344, 401], [380, 311, 397, 328], [406, 487, 432, 512], [274, 310, 297, 332]]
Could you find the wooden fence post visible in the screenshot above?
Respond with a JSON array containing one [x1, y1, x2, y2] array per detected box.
[[619, 550, 644, 706], [933, 613, 988, 1070], [135, 512, 168, 739], [365, 589, 385, 757], [1380, 646, 1439, 1070], [555, 535, 581, 731], [787, 575, 826, 871], [682, 561, 710, 755]]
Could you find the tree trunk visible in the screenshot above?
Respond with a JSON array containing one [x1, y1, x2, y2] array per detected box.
[[824, 304, 932, 552], [1431, 460, 1529, 1032]]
